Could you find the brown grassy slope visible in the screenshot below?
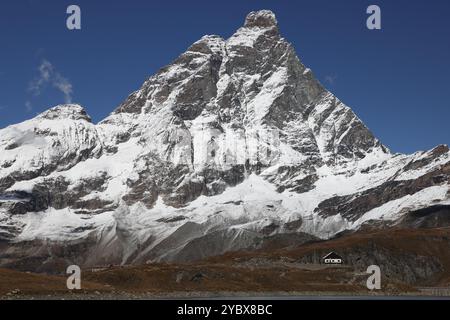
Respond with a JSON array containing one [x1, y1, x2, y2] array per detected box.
[[1, 227, 448, 297], [84, 227, 450, 294], [83, 263, 368, 294], [0, 268, 110, 296], [207, 227, 450, 286]]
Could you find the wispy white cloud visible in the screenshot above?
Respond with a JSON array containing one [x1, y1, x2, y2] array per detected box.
[[29, 60, 52, 96], [28, 59, 73, 104], [53, 74, 73, 103], [324, 74, 338, 86], [25, 101, 33, 112]]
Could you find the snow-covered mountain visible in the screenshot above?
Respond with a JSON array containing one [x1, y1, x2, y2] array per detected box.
[[0, 10, 449, 270]]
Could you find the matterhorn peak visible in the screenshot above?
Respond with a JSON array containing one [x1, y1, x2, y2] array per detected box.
[[244, 10, 278, 29], [0, 9, 448, 272]]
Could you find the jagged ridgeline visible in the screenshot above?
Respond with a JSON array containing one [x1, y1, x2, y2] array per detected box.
[[0, 10, 449, 271]]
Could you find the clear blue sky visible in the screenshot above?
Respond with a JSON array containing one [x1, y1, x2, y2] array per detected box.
[[0, 0, 449, 154]]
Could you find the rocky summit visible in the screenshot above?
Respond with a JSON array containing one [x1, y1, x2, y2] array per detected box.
[[0, 10, 449, 272]]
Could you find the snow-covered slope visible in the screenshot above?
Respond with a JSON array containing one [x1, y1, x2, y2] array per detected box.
[[0, 10, 449, 270]]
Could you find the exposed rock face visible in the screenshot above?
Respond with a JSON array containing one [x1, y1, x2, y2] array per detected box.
[[0, 10, 449, 271], [244, 10, 278, 28], [316, 158, 450, 222], [398, 205, 450, 228]]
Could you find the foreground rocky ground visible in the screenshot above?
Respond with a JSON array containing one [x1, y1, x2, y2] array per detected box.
[[1, 227, 449, 299]]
